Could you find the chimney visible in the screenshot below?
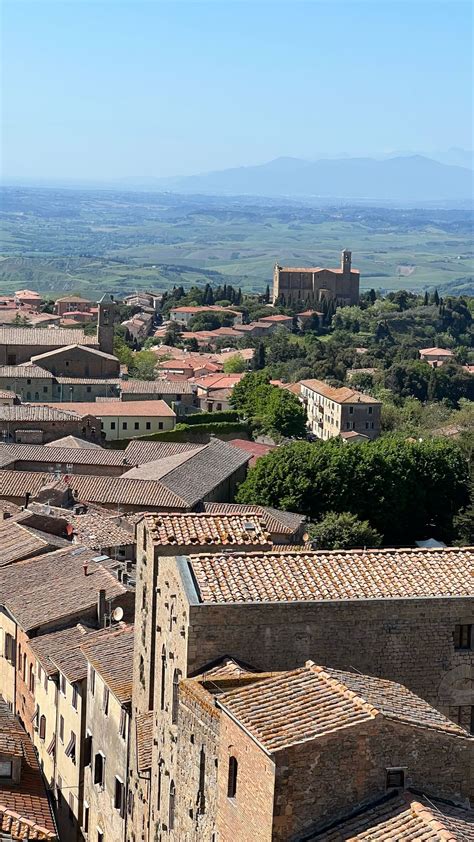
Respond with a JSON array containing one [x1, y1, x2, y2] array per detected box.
[[83, 560, 88, 576], [97, 589, 106, 628], [24, 492, 30, 509]]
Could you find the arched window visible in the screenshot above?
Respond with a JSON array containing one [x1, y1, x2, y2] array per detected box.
[[172, 669, 180, 724], [227, 756, 238, 799], [160, 648, 167, 711], [39, 715, 46, 741], [169, 780, 175, 831], [29, 664, 35, 693], [23, 654, 27, 681], [17, 644, 21, 671]]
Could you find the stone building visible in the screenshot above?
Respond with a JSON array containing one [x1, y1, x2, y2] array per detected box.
[[81, 625, 134, 842], [30, 345, 120, 379], [127, 543, 473, 841], [300, 379, 382, 441], [55, 295, 93, 318], [273, 249, 359, 308], [0, 404, 102, 444], [171, 662, 473, 841], [45, 399, 177, 441]]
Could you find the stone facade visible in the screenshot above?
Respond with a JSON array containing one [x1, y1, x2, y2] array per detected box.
[[300, 379, 382, 441], [273, 250, 360, 308]]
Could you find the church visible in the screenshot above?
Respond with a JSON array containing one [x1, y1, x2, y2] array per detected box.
[[272, 248, 360, 308]]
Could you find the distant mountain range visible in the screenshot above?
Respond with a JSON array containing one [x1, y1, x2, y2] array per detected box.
[[129, 155, 472, 202]]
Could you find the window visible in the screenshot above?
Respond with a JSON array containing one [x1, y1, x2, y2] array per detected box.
[[0, 761, 12, 779], [103, 686, 109, 715], [29, 665, 35, 692], [160, 649, 167, 711], [65, 731, 76, 764], [27, 379, 31, 385], [158, 422, 163, 430], [60, 674, 66, 696], [454, 624, 472, 650], [84, 732, 92, 766], [198, 747, 206, 814], [119, 708, 127, 739], [172, 669, 180, 725], [349, 406, 354, 414], [122, 422, 128, 430], [146, 422, 151, 430], [83, 804, 89, 833], [59, 715, 64, 743], [386, 768, 405, 789], [227, 756, 238, 798], [368, 406, 373, 415], [34, 392, 39, 400], [3, 633, 14, 665], [97, 830, 104, 842], [86, 386, 92, 393], [110, 421, 116, 430], [114, 777, 125, 816], [169, 781, 176, 831], [68, 792, 74, 822], [94, 752, 105, 787], [23, 654, 26, 680], [17, 644, 21, 669], [134, 421, 139, 430], [26, 391, 31, 400], [72, 684, 78, 710], [90, 667, 95, 695], [43, 386, 48, 393], [39, 715, 46, 741]]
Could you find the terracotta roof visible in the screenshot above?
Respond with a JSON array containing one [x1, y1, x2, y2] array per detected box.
[[259, 314, 293, 323], [0, 327, 95, 346], [202, 502, 305, 535], [278, 266, 360, 274], [194, 373, 244, 390], [419, 347, 454, 356], [30, 624, 91, 679], [218, 662, 469, 753], [55, 376, 120, 385], [44, 400, 176, 417], [0, 701, 57, 839], [0, 470, 189, 510], [0, 364, 54, 379], [15, 289, 42, 298], [142, 512, 271, 547], [300, 379, 380, 405], [227, 438, 276, 465], [0, 520, 68, 566], [0, 405, 90, 422], [187, 547, 473, 604], [0, 389, 18, 399], [136, 711, 153, 771], [66, 509, 135, 549], [45, 435, 103, 449], [0, 546, 128, 631], [313, 792, 474, 840], [55, 295, 91, 303], [120, 379, 195, 395], [30, 344, 116, 363], [81, 625, 134, 703], [124, 439, 203, 464], [0, 442, 127, 469], [196, 656, 257, 679]]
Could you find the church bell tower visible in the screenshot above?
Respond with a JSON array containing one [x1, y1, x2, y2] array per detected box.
[[97, 293, 116, 355], [341, 249, 352, 275]]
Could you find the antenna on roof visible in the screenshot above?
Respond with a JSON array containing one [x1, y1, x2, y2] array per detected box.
[[112, 606, 124, 622]]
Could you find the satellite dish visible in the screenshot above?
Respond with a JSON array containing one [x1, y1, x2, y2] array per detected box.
[[112, 606, 124, 622], [302, 532, 310, 543]]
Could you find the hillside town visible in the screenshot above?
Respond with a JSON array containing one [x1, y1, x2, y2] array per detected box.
[[0, 251, 472, 841]]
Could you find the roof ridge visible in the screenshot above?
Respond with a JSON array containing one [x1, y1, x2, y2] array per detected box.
[[308, 663, 380, 718], [408, 798, 459, 841]]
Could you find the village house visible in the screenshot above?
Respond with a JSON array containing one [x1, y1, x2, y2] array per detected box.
[[55, 295, 93, 318], [169, 306, 243, 327], [419, 346, 455, 368], [300, 379, 382, 440], [44, 399, 176, 441], [127, 541, 473, 841], [81, 625, 134, 842], [170, 663, 473, 841], [0, 700, 58, 840], [120, 378, 197, 413], [14, 289, 43, 311], [0, 403, 102, 444]]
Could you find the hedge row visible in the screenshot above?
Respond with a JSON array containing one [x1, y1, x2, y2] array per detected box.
[[135, 421, 248, 442], [183, 410, 239, 425]]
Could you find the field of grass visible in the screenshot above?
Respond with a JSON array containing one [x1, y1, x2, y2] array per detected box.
[[0, 187, 472, 299]]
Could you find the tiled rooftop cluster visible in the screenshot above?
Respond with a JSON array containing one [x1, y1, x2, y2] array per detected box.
[[81, 624, 134, 703]]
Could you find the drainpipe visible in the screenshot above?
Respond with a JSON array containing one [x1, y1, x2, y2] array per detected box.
[[123, 704, 131, 842]]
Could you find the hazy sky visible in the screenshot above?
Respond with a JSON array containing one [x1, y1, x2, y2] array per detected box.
[[1, 0, 472, 180]]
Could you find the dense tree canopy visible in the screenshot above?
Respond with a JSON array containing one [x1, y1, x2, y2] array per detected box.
[[236, 438, 469, 545], [231, 372, 306, 438], [309, 511, 382, 550]]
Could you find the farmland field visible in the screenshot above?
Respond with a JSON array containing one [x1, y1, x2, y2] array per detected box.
[[0, 186, 472, 299]]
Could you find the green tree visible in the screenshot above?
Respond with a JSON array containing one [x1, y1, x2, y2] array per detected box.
[[223, 354, 247, 373], [252, 342, 266, 370], [309, 511, 382, 549], [129, 350, 157, 381], [261, 388, 307, 438], [236, 438, 469, 545], [163, 321, 182, 346]]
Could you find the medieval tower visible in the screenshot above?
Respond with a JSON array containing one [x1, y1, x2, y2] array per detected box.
[[97, 293, 116, 355]]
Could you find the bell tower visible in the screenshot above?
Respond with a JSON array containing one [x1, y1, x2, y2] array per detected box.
[[97, 293, 116, 355], [341, 249, 352, 275]]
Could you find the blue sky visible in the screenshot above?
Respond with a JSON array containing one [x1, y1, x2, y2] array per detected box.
[[1, 0, 472, 180]]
